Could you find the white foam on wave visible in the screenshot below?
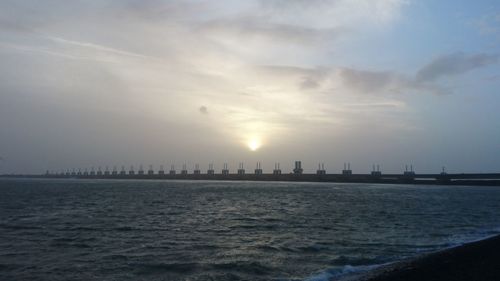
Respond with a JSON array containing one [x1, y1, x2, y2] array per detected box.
[[434, 226, 500, 254], [304, 227, 500, 281], [304, 264, 382, 281]]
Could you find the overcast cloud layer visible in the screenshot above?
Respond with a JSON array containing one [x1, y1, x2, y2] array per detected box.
[[0, 0, 499, 173]]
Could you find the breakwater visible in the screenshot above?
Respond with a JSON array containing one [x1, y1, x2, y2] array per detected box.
[[6, 172, 500, 186]]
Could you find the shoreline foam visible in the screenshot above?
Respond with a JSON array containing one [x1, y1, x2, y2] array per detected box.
[[334, 234, 500, 281]]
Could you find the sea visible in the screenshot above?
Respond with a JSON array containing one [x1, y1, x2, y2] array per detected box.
[[1, 178, 500, 281]]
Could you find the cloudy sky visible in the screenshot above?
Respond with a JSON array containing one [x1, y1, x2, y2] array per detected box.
[[0, 0, 499, 174]]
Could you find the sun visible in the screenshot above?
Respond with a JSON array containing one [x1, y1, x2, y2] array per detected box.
[[247, 138, 262, 151]]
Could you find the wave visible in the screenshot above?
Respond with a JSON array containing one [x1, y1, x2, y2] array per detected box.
[[49, 241, 92, 248], [0, 223, 44, 230], [306, 228, 500, 281], [113, 226, 135, 231], [57, 226, 99, 231], [304, 264, 383, 281], [329, 256, 384, 266], [131, 260, 275, 276], [130, 262, 200, 274]]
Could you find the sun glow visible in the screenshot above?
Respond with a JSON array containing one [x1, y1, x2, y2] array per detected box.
[[247, 138, 262, 151]]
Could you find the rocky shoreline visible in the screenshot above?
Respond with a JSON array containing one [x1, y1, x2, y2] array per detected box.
[[339, 234, 500, 281]]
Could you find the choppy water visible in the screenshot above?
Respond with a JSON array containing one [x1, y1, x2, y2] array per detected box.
[[1, 179, 500, 281]]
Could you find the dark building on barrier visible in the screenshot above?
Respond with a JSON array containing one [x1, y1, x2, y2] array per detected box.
[[371, 164, 382, 177], [169, 165, 176, 175], [273, 163, 282, 175], [158, 165, 165, 175], [181, 164, 188, 175], [104, 166, 110, 176], [403, 164, 415, 180], [138, 165, 145, 175], [207, 163, 215, 175], [147, 165, 154, 175], [255, 162, 263, 175], [129, 166, 135, 175], [112, 166, 118, 176], [437, 166, 450, 183], [194, 164, 201, 175], [222, 163, 229, 175], [120, 166, 126, 176], [342, 163, 352, 176], [293, 161, 303, 174], [441, 166, 447, 176], [97, 167, 103, 176], [237, 163, 245, 175], [317, 163, 326, 175]]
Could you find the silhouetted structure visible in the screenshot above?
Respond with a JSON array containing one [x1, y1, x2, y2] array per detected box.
[[255, 162, 263, 175], [404, 164, 415, 175], [273, 163, 282, 175], [293, 161, 303, 174], [317, 163, 326, 175], [342, 163, 352, 176], [222, 163, 229, 175], [371, 164, 382, 177], [38, 160, 500, 186], [207, 163, 215, 175], [237, 163, 245, 175], [403, 164, 416, 181], [169, 165, 176, 175], [441, 166, 447, 175], [181, 164, 188, 175], [148, 165, 154, 175], [438, 166, 450, 183], [120, 166, 126, 176]]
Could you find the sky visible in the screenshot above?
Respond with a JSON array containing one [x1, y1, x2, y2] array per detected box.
[[0, 0, 499, 174]]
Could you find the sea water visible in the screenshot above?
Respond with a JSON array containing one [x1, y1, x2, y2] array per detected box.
[[1, 178, 499, 281]]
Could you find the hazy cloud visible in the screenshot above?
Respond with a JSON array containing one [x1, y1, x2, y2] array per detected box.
[[0, 19, 36, 34], [259, 52, 497, 97], [1, 0, 499, 173], [336, 52, 499, 96], [338, 68, 407, 94], [486, 74, 500, 81], [259, 0, 408, 27], [470, 12, 500, 36], [198, 19, 340, 46], [416, 52, 499, 82], [199, 106, 208, 114]]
